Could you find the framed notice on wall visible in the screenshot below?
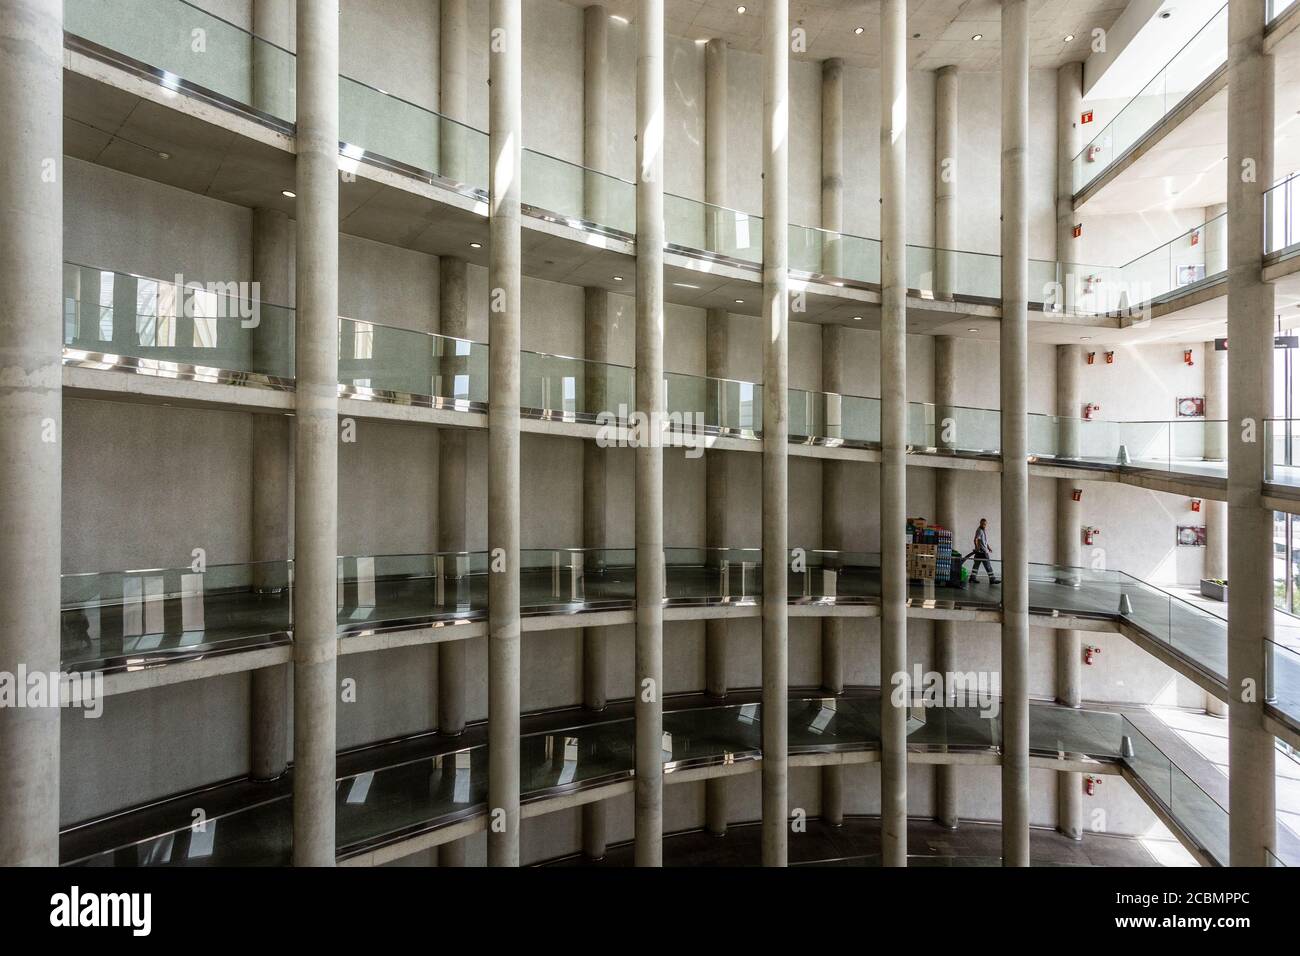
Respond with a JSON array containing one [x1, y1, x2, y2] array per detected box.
[[1177, 526, 1207, 547], [1176, 396, 1205, 418]]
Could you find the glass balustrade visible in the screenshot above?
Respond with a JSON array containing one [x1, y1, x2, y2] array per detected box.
[[520, 351, 633, 422], [65, 0, 297, 122], [1270, 0, 1299, 22], [1120, 718, 1227, 864], [1267, 419, 1300, 488], [1073, 5, 1228, 194], [61, 560, 292, 673], [63, 263, 295, 382], [666, 195, 763, 263], [1266, 173, 1300, 258], [340, 77, 487, 190], [66, 690, 1151, 866], [338, 319, 487, 408], [523, 150, 635, 234]]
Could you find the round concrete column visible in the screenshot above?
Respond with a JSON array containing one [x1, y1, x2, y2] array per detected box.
[[250, 206, 294, 782], [487, 0, 523, 868], [1204, 339, 1228, 582], [635, 0, 666, 867], [934, 66, 958, 300], [705, 306, 729, 836], [1226, 0, 1277, 865], [879, 0, 909, 868], [440, 0, 469, 183], [1000, 0, 1031, 868], [0, 0, 63, 866], [1055, 61, 1083, 311], [821, 57, 844, 277], [933, 337, 958, 830], [583, 5, 609, 223], [820, 324, 846, 828], [760, 0, 790, 868], [705, 38, 727, 249], [292, 0, 340, 867]]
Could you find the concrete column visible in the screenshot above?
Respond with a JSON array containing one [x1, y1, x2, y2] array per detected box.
[[933, 338, 958, 830], [440, 0, 469, 183], [437, 258, 468, 741], [704, 307, 729, 836], [1226, 0, 1277, 866], [879, 0, 908, 868], [1056, 61, 1083, 309], [250, 207, 294, 782], [487, 0, 523, 868], [291, 0, 339, 867], [821, 325, 845, 827], [1055, 347, 1084, 842], [821, 57, 844, 276], [1204, 339, 1228, 581], [581, 286, 610, 859], [635, 0, 666, 867], [0, 0, 62, 867], [438, 0, 471, 773], [934, 66, 958, 299], [1000, 0, 1031, 868], [584, 5, 608, 223], [1204, 203, 1228, 277], [934, 335, 956, 451], [760, 0, 790, 868], [705, 38, 727, 248]]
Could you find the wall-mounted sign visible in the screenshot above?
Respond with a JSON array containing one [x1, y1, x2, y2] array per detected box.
[[1214, 336, 1299, 350], [1072, 223, 1083, 239], [1081, 109, 1094, 124], [1177, 526, 1207, 547], [1176, 396, 1205, 418]]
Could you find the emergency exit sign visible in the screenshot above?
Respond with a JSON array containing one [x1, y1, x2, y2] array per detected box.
[[1214, 336, 1300, 350]]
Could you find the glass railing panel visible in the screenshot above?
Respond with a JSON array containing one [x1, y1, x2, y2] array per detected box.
[[788, 388, 826, 441], [1074, 5, 1228, 193], [1123, 718, 1228, 864], [336, 747, 486, 851], [925, 247, 1003, 300], [668, 373, 762, 435], [66, 0, 296, 121], [338, 320, 486, 406], [63, 263, 295, 381], [1271, 0, 1299, 21], [1266, 174, 1300, 256], [339, 79, 489, 190], [665, 547, 762, 604], [1265, 418, 1300, 486], [1029, 563, 1122, 618], [522, 150, 635, 234], [937, 404, 999, 454], [1169, 597, 1227, 679], [69, 797, 292, 867], [520, 351, 633, 421], [336, 553, 488, 634], [1117, 421, 1170, 468], [841, 394, 881, 445], [663, 701, 764, 765], [665, 195, 762, 263], [518, 548, 635, 610], [1116, 574, 1173, 645], [61, 560, 292, 671], [906, 401, 934, 447], [793, 551, 880, 603], [1268, 638, 1300, 722]]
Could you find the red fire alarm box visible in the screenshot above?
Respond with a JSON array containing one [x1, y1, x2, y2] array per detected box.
[[1191, 498, 1202, 512], [1191, 229, 1200, 246], [1104, 351, 1115, 364], [1086, 352, 1096, 365], [1184, 349, 1194, 366], [1072, 223, 1083, 239], [1081, 109, 1094, 124], [1072, 488, 1083, 502]]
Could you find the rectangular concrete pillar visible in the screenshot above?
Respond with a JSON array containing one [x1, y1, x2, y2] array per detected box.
[[1226, 0, 1277, 866], [934, 66, 958, 299], [291, 0, 340, 867]]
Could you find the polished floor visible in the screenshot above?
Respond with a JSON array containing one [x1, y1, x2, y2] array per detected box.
[[547, 817, 1190, 867]]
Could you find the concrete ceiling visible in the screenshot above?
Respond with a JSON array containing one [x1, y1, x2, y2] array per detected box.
[[564, 0, 1129, 71]]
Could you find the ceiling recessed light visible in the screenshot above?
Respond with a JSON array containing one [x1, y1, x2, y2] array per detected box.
[[469, 241, 482, 249], [854, 26, 864, 35], [971, 33, 983, 41], [967, 328, 978, 333], [1064, 33, 1075, 42], [735, 299, 744, 304], [736, 5, 746, 13], [1080, 336, 1092, 341], [157, 151, 171, 160], [852, 315, 863, 321], [281, 189, 296, 198], [613, 275, 624, 281], [1159, 10, 1173, 19]]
